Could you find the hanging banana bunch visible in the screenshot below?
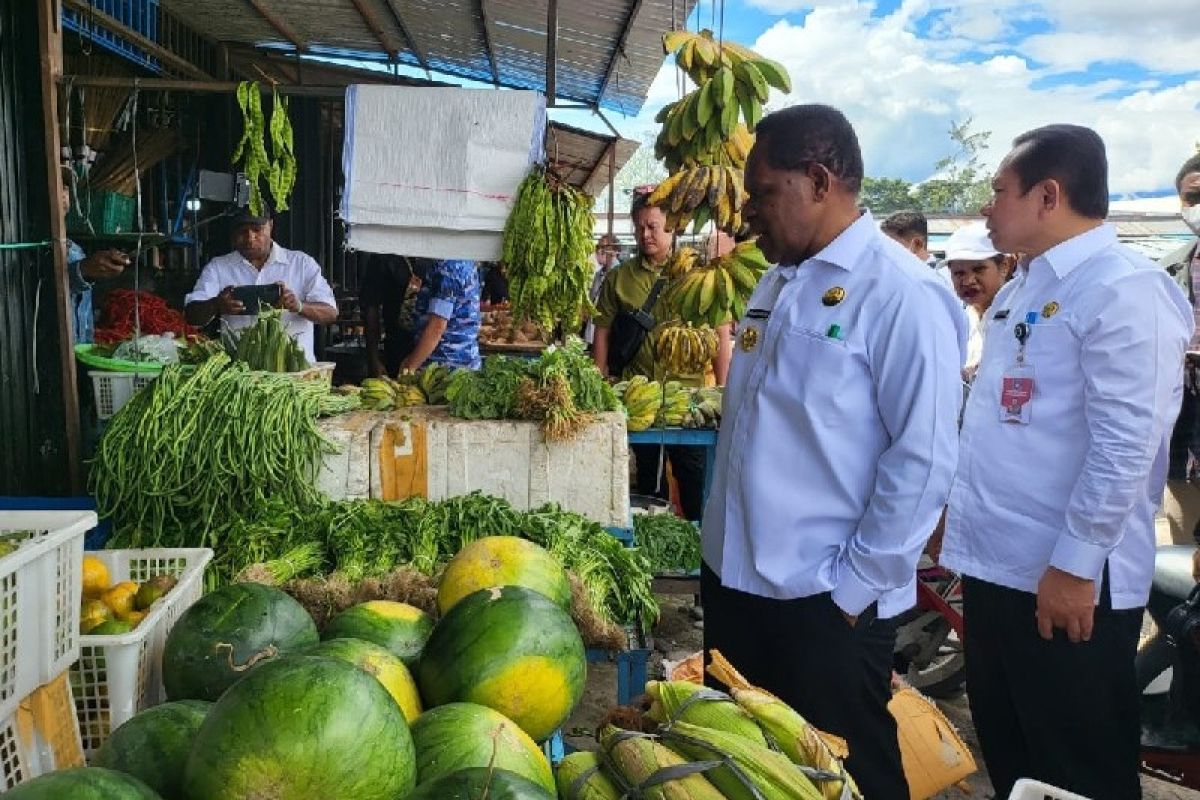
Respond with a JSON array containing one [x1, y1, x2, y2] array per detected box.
[[502, 167, 597, 331], [654, 321, 719, 376], [651, 30, 791, 237], [231, 82, 298, 215], [664, 239, 770, 327]]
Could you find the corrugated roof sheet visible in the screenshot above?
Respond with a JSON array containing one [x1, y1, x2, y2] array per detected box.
[[160, 0, 694, 113]]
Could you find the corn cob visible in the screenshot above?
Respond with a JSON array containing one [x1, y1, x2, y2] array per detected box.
[[645, 681, 768, 746], [664, 720, 825, 800], [708, 650, 861, 800], [600, 725, 725, 800], [555, 751, 622, 800]]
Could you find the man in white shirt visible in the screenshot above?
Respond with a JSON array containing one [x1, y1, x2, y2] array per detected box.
[[941, 125, 1192, 799], [184, 208, 337, 361], [701, 104, 966, 800]]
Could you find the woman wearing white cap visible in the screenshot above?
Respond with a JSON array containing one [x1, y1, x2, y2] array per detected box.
[[944, 222, 1015, 379]]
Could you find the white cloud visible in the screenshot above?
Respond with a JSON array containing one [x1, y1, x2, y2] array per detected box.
[[744, 2, 1200, 194], [612, 0, 1199, 196], [741, 0, 857, 14]]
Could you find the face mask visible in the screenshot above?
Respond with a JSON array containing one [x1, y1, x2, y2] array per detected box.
[[1183, 206, 1200, 236]]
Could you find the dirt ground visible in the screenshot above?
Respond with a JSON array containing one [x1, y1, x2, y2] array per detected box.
[[565, 596, 1195, 800]]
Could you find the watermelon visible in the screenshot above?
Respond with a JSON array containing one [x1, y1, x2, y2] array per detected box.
[[417, 585, 586, 742], [93, 700, 212, 799], [321, 600, 432, 666], [162, 582, 318, 701], [437, 536, 572, 614], [2, 767, 163, 799], [183, 655, 415, 800], [311, 637, 423, 722], [405, 767, 555, 799], [410, 703, 554, 793]]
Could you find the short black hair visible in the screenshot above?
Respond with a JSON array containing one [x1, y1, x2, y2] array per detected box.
[[1176, 153, 1200, 194], [753, 104, 864, 193], [880, 210, 928, 240], [1008, 124, 1108, 219], [631, 189, 661, 220]]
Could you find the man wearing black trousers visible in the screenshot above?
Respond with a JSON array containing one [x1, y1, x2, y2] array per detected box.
[[701, 105, 966, 800], [940, 125, 1192, 799]]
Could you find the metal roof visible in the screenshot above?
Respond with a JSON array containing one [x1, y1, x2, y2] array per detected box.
[[159, 0, 694, 114]]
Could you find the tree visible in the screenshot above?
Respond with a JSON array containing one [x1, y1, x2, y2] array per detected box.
[[860, 177, 915, 214], [912, 118, 993, 214], [595, 133, 667, 213]]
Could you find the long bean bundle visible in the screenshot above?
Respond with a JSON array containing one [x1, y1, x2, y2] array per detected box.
[[90, 354, 344, 546], [502, 168, 596, 331]]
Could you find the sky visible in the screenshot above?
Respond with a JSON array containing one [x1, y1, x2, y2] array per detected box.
[[582, 0, 1199, 199]]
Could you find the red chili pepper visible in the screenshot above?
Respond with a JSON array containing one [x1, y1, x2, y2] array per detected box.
[[94, 290, 201, 345]]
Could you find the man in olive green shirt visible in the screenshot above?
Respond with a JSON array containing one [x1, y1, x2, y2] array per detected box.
[[592, 190, 729, 519]]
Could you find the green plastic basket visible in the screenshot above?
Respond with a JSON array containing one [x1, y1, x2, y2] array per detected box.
[[66, 191, 136, 235], [74, 344, 165, 373]]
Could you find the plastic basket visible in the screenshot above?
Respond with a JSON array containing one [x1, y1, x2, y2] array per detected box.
[[0, 671, 85, 791], [70, 548, 212, 759], [0, 512, 92, 719], [64, 190, 137, 235], [88, 371, 158, 420]]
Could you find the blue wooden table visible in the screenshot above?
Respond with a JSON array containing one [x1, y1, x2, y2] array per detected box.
[[627, 427, 719, 510]]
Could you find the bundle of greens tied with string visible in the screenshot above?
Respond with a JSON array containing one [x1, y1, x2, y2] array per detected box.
[[445, 336, 619, 441]]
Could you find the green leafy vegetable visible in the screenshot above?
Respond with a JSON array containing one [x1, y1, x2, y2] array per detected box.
[[633, 513, 702, 574]]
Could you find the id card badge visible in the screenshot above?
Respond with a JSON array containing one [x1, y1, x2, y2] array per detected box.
[[999, 363, 1035, 424]]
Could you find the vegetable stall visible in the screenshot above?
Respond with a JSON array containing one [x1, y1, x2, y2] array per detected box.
[[0, 0, 951, 795]]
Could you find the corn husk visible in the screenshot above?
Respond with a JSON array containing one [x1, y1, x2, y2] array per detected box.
[[600, 725, 724, 800], [645, 680, 767, 746], [555, 751, 622, 800], [664, 721, 825, 800]]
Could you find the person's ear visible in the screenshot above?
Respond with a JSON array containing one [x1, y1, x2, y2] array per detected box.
[[807, 163, 832, 201], [1039, 179, 1063, 214]]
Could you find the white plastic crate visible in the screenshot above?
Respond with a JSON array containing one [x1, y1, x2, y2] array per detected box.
[[70, 547, 212, 758], [87, 371, 157, 420], [0, 511, 92, 720], [1008, 778, 1091, 799], [0, 671, 84, 790]]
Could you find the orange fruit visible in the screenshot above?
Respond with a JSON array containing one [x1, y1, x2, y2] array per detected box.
[[80, 599, 112, 633], [100, 583, 138, 617], [82, 556, 110, 598]]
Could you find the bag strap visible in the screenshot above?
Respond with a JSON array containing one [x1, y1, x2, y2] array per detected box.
[[640, 277, 667, 315]]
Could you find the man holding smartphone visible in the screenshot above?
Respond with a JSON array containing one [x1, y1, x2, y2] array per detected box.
[[185, 207, 337, 361]]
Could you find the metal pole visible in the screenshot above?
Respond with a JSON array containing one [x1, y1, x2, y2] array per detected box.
[[545, 0, 558, 105]]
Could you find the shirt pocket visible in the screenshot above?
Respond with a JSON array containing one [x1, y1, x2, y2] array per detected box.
[[766, 325, 855, 425], [1022, 321, 1080, 392]]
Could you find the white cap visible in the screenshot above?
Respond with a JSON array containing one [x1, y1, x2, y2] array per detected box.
[[944, 222, 1001, 262]]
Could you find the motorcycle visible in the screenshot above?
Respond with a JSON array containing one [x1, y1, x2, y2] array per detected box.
[[1137, 544, 1200, 790], [893, 559, 967, 699]]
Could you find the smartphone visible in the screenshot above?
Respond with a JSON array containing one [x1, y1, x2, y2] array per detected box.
[[231, 284, 281, 313]]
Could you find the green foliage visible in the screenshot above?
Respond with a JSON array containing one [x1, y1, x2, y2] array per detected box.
[[860, 177, 916, 214]]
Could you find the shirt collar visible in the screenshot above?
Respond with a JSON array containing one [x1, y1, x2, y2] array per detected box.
[[1030, 223, 1116, 279], [240, 241, 283, 270], [780, 210, 876, 278]]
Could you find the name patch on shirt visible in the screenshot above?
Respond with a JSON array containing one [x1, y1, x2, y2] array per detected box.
[[746, 309, 770, 320]]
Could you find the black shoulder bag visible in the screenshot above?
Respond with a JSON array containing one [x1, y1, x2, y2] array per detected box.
[[607, 277, 666, 376]]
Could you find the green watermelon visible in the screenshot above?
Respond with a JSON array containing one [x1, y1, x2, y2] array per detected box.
[[410, 703, 554, 794], [437, 536, 572, 614], [2, 767, 163, 799], [311, 637, 422, 722], [417, 585, 586, 742], [93, 700, 212, 799], [183, 655, 415, 800], [406, 767, 555, 799], [321, 600, 432, 666], [162, 582, 318, 701]]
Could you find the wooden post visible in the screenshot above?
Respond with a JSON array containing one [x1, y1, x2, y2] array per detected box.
[[36, 0, 82, 492], [607, 140, 616, 237]]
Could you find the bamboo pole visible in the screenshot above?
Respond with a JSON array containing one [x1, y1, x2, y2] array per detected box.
[[37, 0, 83, 492]]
